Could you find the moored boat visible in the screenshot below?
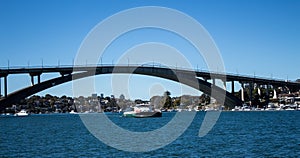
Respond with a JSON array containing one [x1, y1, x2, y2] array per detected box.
[[15, 109, 29, 117], [69, 110, 78, 114], [123, 104, 162, 118], [133, 111, 162, 118], [123, 107, 135, 117], [0, 113, 14, 117]]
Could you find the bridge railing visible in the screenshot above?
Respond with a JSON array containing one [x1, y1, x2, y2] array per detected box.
[[224, 71, 287, 83], [0, 63, 200, 71]]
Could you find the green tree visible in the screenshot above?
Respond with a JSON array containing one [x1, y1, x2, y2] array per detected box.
[[173, 97, 181, 108], [163, 91, 172, 109], [199, 94, 210, 105]]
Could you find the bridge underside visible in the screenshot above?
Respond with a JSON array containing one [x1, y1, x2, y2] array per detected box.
[[0, 66, 242, 111]]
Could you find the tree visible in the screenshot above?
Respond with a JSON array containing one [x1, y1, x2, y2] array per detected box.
[[119, 94, 125, 101], [163, 91, 172, 109], [199, 94, 210, 105], [164, 91, 171, 96], [110, 97, 119, 111], [173, 97, 181, 108]]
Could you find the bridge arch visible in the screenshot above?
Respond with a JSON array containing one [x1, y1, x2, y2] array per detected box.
[[0, 66, 242, 110]]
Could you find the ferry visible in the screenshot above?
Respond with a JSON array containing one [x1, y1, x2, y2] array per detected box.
[[123, 104, 162, 118]]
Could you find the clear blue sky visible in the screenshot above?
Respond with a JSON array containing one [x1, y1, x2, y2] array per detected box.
[[0, 0, 299, 99]]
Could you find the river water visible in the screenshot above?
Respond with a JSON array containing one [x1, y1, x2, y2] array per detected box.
[[1, 111, 299, 157]]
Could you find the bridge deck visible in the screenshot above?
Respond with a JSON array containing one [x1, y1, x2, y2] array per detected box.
[[1, 65, 299, 87]]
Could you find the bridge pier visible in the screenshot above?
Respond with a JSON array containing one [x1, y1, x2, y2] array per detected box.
[[241, 83, 244, 102], [0, 77, 1, 97], [266, 84, 269, 96], [273, 89, 278, 99], [4, 76, 7, 98], [38, 75, 41, 84], [223, 80, 226, 89], [0, 75, 8, 98], [266, 84, 270, 104], [249, 82, 253, 106], [30, 73, 42, 85], [231, 81, 234, 94], [31, 75, 34, 85]]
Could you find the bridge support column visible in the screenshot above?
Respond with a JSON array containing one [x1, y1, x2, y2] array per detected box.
[[0, 75, 8, 98], [240, 82, 244, 102], [266, 84, 270, 104], [266, 84, 269, 96], [0, 77, 1, 97], [30, 73, 42, 85], [273, 89, 277, 99], [38, 74, 41, 84], [31, 75, 34, 86], [231, 81, 234, 94], [4, 75, 7, 98], [249, 82, 253, 106], [212, 78, 215, 85], [223, 80, 226, 89]]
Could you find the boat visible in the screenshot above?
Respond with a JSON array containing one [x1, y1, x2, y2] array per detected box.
[[232, 106, 242, 111], [285, 108, 295, 111], [69, 110, 78, 114], [123, 104, 162, 118], [265, 103, 276, 111], [15, 109, 29, 117], [133, 111, 162, 118], [0, 113, 14, 117], [254, 108, 263, 111], [123, 107, 135, 117], [204, 107, 216, 112], [241, 105, 252, 111]]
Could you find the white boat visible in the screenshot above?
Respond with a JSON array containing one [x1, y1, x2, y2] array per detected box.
[[265, 108, 276, 111], [69, 110, 78, 114], [285, 107, 295, 111], [123, 104, 162, 118], [15, 109, 29, 117], [265, 103, 276, 111], [241, 105, 251, 111], [123, 107, 135, 117], [204, 107, 217, 112], [1, 113, 14, 117], [231, 106, 241, 111], [254, 108, 263, 111]]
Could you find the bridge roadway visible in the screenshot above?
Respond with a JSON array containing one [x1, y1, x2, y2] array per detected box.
[[0, 65, 300, 110]]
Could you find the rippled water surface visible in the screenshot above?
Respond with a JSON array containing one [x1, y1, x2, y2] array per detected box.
[[1, 111, 299, 157]]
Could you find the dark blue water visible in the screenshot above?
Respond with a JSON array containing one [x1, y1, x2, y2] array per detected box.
[[1, 111, 300, 157]]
